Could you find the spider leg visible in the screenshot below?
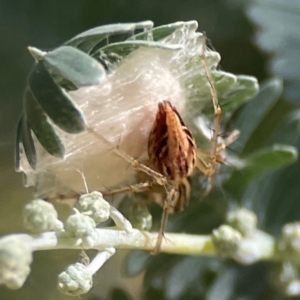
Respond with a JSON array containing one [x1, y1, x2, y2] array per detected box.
[[87, 126, 177, 253], [87, 126, 168, 186], [199, 34, 222, 177], [102, 181, 153, 197]]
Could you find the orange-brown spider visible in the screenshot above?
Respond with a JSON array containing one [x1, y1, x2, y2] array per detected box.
[[90, 39, 239, 254]]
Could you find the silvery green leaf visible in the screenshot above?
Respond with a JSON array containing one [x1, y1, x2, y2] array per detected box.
[[206, 268, 238, 300], [186, 72, 258, 120], [65, 21, 153, 52], [231, 78, 283, 154], [65, 23, 136, 49], [187, 71, 236, 107], [28, 62, 86, 133], [187, 40, 221, 68], [165, 257, 204, 299], [98, 40, 182, 58], [27, 46, 46, 62], [224, 145, 298, 199], [17, 115, 37, 169], [43, 46, 106, 88], [124, 250, 150, 277], [220, 75, 259, 113], [248, 0, 300, 53], [243, 110, 300, 233], [24, 89, 65, 157], [247, 0, 300, 103], [129, 21, 185, 41], [213, 71, 237, 97]]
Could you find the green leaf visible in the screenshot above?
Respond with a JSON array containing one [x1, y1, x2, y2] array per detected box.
[[165, 257, 207, 299], [191, 73, 257, 121], [206, 268, 237, 300], [129, 21, 185, 41], [213, 71, 237, 97], [43, 46, 106, 88], [186, 71, 258, 125], [98, 40, 182, 58], [28, 62, 86, 133], [217, 74, 258, 115], [17, 115, 37, 169], [24, 89, 65, 157], [65, 21, 154, 52], [194, 71, 237, 114], [248, 1, 300, 53], [124, 250, 150, 277], [247, 0, 300, 103], [185, 47, 221, 74], [27, 46, 46, 62], [231, 78, 283, 154], [185, 71, 234, 115], [224, 144, 298, 199], [220, 75, 259, 113], [121, 201, 153, 231], [241, 110, 300, 233]]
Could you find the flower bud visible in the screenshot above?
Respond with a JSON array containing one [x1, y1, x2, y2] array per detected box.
[[58, 263, 92, 296], [226, 208, 257, 236], [23, 199, 63, 233], [122, 202, 152, 231], [76, 191, 110, 225], [0, 235, 33, 289], [280, 223, 300, 255], [270, 262, 300, 296], [64, 211, 98, 247], [212, 225, 242, 256]]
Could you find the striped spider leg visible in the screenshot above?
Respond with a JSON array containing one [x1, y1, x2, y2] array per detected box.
[[88, 126, 179, 253], [194, 36, 239, 195], [196, 36, 222, 178]]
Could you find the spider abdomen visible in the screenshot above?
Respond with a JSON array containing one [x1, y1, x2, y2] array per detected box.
[[148, 100, 196, 182]]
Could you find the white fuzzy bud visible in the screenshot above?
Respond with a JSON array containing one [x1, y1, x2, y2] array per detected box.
[[226, 208, 257, 236], [58, 262, 92, 296], [76, 191, 110, 225], [271, 262, 300, 296], [233, 230, 275, 265], [280, 223, 300, 254], [64, 211, 98, 247], [123, 202, 152, 231], [0, 235, 33, 289], [212, 225, 242, 256], [23, 199, 63, 233]]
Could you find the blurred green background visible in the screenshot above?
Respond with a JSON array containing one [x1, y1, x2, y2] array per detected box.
[[1, 0, 300, 299]]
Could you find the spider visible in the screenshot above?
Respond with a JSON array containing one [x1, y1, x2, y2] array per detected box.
[[89, 38, 239, 254]]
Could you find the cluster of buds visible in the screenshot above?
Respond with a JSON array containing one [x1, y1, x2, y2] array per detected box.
[[212, 208, 274, 264], [0, 192, 131, 296]]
